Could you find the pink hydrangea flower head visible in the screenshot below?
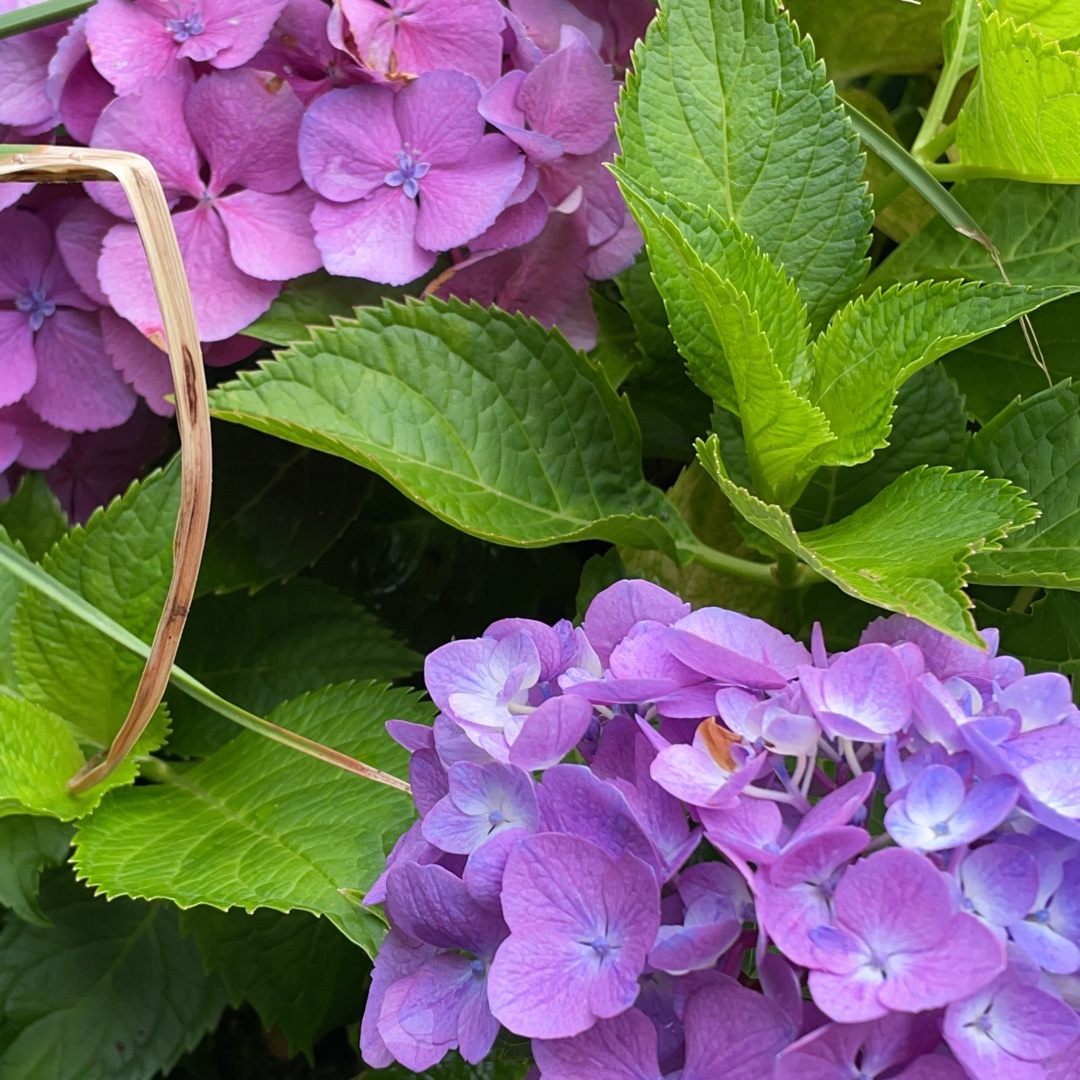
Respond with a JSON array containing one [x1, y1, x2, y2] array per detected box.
[[332, 0, 507, 87], [46, 15, 115, 144], [85, 0, 290, 93], [0, 208, 135, 432], [89, 71, 320, 342], [300, 70, 525, 285], [0, 0, 65, 134]]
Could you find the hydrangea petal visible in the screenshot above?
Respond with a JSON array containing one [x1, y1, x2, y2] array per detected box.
[[530, 1007, 662, 1080], [215, 187, 321, 281], [100, 310, 174, 417], [583, 580, 690, 668], [0, 312, 37, 407], [394, 69, 487, 167], [0, 24, 61, 131], [85, 0, 189, 94]]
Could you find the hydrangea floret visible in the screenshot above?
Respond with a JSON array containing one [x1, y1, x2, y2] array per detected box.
[[362, 580, 1080, 1077]]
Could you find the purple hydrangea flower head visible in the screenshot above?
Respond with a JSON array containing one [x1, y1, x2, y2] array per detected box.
[[798, 643, 915, 741], [717, 685, 821, 757], [0, 1, 64, 134], [90, 71, 320, 342], [995, 672, 1079, 733], [1003, 842, 1080, 975], [0, 208, 136, 432], [487, 831, 660, 1038], [662, 606, 811, 690], [479, 26, 619, 163], [510, 0, 656, 65], [530, 1006, 663, 1080], [944, 972, 1080, 1080], [649, 717, 766, 811], [377, 861, 507, 1069], [423, 760, 539, 855], [85, 0, 290, 93], [582, 580, 690, 668], [884, 764, 1019, 851], [360, 929, 437, 1068], [776, 1011, 963, 1080], [960, 839, 1041, 928], [333, 0, 507, 86], [806, 848, 1005, 1022], [299, 70, 525, 285]]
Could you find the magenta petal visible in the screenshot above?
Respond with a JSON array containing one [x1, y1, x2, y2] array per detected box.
[[0, 209, 51, 300], [54, 199, 114, 307], [299, 85, 401, 203], [89, 79, 202, 217], [26, 310, 136, 432], [312, 189, 433, 286], [185, 0, 290, 68], [416, 135, 525, 252], [1, 402, 71, 469], [395, 70, 486, 167], [583, 580, 691, 668], [0, 24, 62, 131], [100, 310, 174, 417], [48, 19, 114, 146], [216, 187, 321, 281], [186, 68, 304, 195], [85, 0, 187, 93], [100, 207, 280, 343], [531, 1008, 663, 1080], [0, 419, 20, 473], [0, 312, 37, 407]]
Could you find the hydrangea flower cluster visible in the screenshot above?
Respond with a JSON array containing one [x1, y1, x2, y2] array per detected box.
[[0, 0, 651, 513], [363, 580, 1080, 1078]]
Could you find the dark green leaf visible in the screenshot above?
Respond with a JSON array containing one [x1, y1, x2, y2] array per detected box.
[[0, 475, 66, 563], [0, 816, 70, 926]]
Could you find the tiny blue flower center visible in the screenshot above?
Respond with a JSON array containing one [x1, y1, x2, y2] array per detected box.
[[487, 809, 505, 828], [15, 286, 55, 332], [166, 10, 205, 43], [975, 1013, 993, 1034], [470, 957, 486, 978], [385, 147, 430, 200], [588, 937, 612, 959], [961, 897, 976, 913], [932, 821, 951, 836], [1034, 907, 1052, 924]]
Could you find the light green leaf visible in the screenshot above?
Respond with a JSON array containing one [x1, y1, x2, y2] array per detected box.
[[12, 465, 176, 753], [966, 381, 1080, 587], [73, 682, 425, 956], [997, 0, 1080, 45], [198, 424, 367, 596], [698, 440, 1037, 643], [943, 0, 984, 78], [0, 695, 138, 821], [622, 189, 812, 404], [618, 0, 873, 330], [181, 907, 366, 1062], [0, 816, 70, 926], [957, 10, 1080, 182], [794, 365, 969, 531], [209, 298, 687, 558], [169, 578, 420, 758], [0, 474, 66, 563], [810, 279, 1072, 465], [0, 555, 22, 692], [0, 870, 227, 1080], [870, 180, 1080, 288], [785, 0, 953, 81]]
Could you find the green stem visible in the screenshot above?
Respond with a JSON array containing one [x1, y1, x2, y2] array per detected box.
[[917, 120, 959, 165], [774, 552, 803, 589], [676, 540, 780, 585], [912, 0, 977, 159], [0, 541, 410, 793], [0, 0, 93, 38]]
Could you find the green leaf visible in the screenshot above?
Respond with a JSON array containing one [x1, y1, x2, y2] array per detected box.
[[809, 280, 1072, 465], [181, 907, 366, 1062], [794, 365, 970, 531], [73, 682, 425, 956], [0, 555, 22, 692], [966, 381, 1080, 587], [589, 289, 641, 390], [169, 579, 420, 758], [870, 180, 1080, 288], [0, 870, 227, 1080], [946, 294, 1080, 422], [617, 0, 873, 330], [243, 270, 414, 346], [698, 441, 1037, 643], [0, 695, 138, 820], [957, 9, 1080, 182], [616, 255, 680, 367], [0, 816, 70, 926], [12, 464, 177, 753], [997, 0, 1080, 45], [198, 423, 367, 596], [0, 475, 66, 563], [784, 0, 953, 81], [209, 298, 687, 558], [943, 0, 985, 78]]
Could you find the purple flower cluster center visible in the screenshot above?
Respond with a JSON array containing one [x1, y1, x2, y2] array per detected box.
[[164, 8, 206, 43], [384, 147, 430, 200], [15, 286, 56, 332]]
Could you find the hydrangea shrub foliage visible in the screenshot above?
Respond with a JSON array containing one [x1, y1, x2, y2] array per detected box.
[[3, 0, 1080, 1076]]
